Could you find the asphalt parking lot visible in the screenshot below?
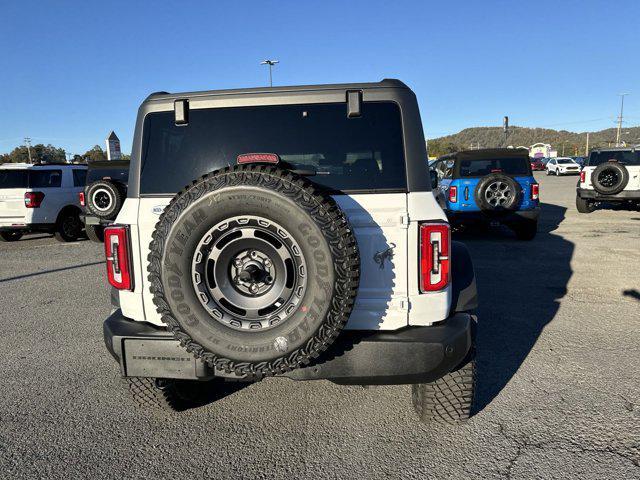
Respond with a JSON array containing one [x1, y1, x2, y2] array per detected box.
[[0, 173, 638, 479]]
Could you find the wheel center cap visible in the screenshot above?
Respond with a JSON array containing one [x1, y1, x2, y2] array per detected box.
[[230, 249, 275, 296]]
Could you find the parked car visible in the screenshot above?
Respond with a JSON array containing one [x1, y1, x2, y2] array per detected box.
[[80, 160, 129, 242], [0, 162, 86, 242], [576, 147, 640, 213], [102, 79, 479, 424], [430, 148, 539, 240], [546, 157, 581, 175], [530, 158, 545, 171]]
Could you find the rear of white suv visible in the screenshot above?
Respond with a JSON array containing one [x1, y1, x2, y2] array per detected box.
[[576, 148, 640, 213], [102, 80, 478, 423], [0, 163, 86, 241]]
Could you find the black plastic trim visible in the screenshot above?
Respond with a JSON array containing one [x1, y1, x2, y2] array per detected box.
[[577, 188, 640, 201], [103, 310, 473, 385]]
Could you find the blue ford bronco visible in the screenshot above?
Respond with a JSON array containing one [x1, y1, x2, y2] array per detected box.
[[430, 148, 540, 240]]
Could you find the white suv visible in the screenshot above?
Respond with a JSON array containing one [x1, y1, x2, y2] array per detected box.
[[102, 80, 478, 424], [576, 147, 640, 213], [0, 162, 87, 241], [546, 157, 581, 175]]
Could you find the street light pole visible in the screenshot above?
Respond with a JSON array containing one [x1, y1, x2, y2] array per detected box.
[[260, 59, 279, 87], [615, 93, 629, 147]]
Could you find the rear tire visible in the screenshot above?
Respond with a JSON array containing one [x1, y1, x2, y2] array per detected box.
[[512, 219, 537, 240], [86, 224, 105, 243], [576, 195, 596, 213], [54, 209, 82, 242], [0, 231, 23, 242], [412, 350, 476, 424]]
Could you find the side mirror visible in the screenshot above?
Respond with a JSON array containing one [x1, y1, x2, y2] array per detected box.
[[429, 169, 438, 188]]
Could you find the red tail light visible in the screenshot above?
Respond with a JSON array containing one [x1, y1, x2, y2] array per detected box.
[[448, 185, 458, 203], [580, 171, 586, 183], [531, 183, 539, 200], [24, 192, 45, 208], [79, 192, 86, 206], [419, 223, 451, 292], [104, 225, 133, 290]]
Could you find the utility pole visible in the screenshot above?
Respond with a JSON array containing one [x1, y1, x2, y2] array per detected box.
[[260, 59, 279, 87], [585, 132, 589, 156], [503, 116, 509, 147], [24, 137, 33, 163], [615, 93, 629, 146]]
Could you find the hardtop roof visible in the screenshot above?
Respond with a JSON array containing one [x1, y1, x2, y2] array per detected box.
[[142, 79, 409, 103], [438, 148, 530, 162]]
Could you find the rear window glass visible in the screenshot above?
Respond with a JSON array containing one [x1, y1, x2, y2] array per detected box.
[[140, 102, 406, 194], [0, 169, 62, 188], [557, 159, 574, 164], [588, 150, 640, 166], [0, 170, 28, 188], [458, 158, 530, 177], [87, 167, 128, 184]]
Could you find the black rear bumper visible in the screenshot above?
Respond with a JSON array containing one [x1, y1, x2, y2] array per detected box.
[[104, 310, 475, 385], [577, 188, 640, 201]]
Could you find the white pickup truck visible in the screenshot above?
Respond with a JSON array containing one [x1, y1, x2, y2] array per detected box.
[[102, 80, 478, 424], [0, 163, 86, 241]]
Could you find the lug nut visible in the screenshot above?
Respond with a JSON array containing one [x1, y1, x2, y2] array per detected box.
[[250, 250, 258, 258], [234, 258, 243, 267], [264, 258, 271, 267], [265, 275, 273, 284], [250, 284, 258, 293]]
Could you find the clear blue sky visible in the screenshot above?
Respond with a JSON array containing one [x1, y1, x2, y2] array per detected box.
[[1, 0, 639, 155]]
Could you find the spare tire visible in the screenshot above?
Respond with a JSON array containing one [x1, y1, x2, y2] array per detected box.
[[148, 165, 360, 378], [474, 173, 521, 211], [591, 162, 629, 195], [85, 180, 123, 219]]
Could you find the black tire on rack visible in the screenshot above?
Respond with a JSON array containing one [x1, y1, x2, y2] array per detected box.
[[591, 162, 629, 195], [148, 164, 360, 379], [85, 180, 123, 220]]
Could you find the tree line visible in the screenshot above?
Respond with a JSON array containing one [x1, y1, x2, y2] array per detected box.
[[427, 125, 640, 158], [0, 144, 130, 164]]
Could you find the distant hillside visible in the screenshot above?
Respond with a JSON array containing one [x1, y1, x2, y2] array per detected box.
[[427, 126, 640, 157]]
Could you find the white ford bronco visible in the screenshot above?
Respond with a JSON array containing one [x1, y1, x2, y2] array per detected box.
[[576, 146, 640, 213], [103, 80, 478, 424], [0, 162, 86, 242]]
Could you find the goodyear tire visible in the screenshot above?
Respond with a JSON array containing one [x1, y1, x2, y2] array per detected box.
[[591, 162, 629, 195], [148, 165, 360, 378], [412, 348, 476, 424], [86, 224, 105, 243], [85, 180, 123, 220], [474, 174, 521, 211]]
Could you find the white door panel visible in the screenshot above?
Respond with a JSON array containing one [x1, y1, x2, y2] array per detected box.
[[333, 194, 408, 330]]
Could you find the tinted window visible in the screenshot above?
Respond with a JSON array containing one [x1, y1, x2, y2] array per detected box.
[[29, 170, 62, 188], [458, 158, 530, 177], [588, 150, 640, 166], [140, 102, 406, 194], [0, 170, 28, 188], [73, 169, 87, 187], [557, 159, 573, 164], [87, 166, 129, 184]]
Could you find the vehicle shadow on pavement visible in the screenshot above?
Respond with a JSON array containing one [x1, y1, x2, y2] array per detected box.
[[453, 202, 572, 414], [0, 261, 104, 283]]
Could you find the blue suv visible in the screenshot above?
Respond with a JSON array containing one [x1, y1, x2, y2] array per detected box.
[[430, 148, 540, 240]]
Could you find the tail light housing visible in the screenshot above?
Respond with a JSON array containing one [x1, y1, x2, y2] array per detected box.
[[24, 192, 45, 208], [79, 191, 86, 206], [419, 222, 451, 292], [580, 171, 586, 183], [104, 225, 133, 290], [448, 185, 458, 203], [531, 183, 539, 200]]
